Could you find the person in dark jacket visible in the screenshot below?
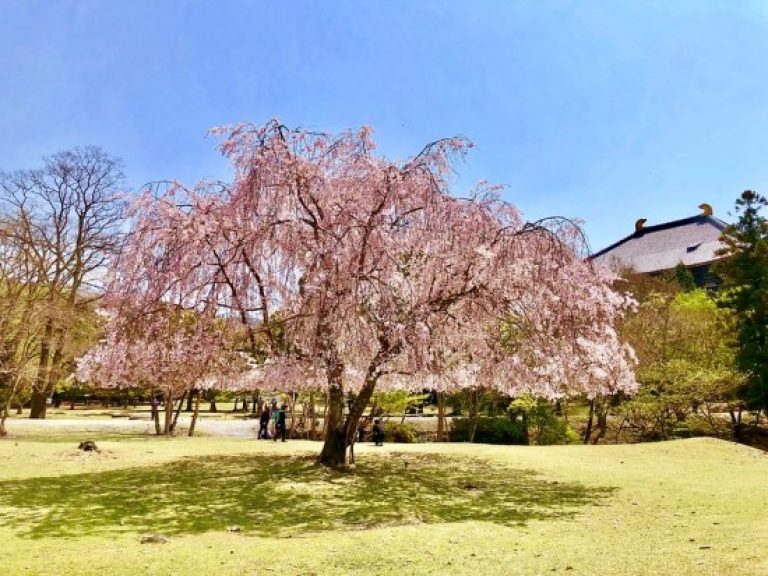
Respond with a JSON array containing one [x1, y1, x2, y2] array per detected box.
[[372, 419, 384, 446], [258, 406, 271, 439], [274, 404, 287, 442]]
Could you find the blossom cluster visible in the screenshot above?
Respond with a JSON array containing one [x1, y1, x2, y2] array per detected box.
[[79, 120, 637, 402]]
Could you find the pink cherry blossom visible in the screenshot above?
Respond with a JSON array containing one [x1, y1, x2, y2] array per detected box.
[[80, 120, 636, 462]]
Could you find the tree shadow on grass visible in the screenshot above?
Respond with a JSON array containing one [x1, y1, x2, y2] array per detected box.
[[0, 452, 616, 538]]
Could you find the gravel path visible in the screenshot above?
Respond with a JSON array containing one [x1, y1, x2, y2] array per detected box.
[[6, 412, 442, 439], [6, 414, 261, 438]]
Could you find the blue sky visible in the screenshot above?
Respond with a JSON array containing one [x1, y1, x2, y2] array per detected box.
[[2, 0, 768, 251]]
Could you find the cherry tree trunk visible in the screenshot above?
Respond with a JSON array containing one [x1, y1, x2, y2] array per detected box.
[[151, 397, 161, 435], [318, 340, 398, 467], [288, 394, 296, 438], [468, 389, 479, 443], [188, 392, 201, 437], [318, 382, 347, 467], [592, 400, 608, 444], [318, 372, 382, 467], [436, 392, 446, 442], [169, 392, 186, 433], [320, 393, 329, 437], [583, 399, 595, 444], [163, 396, 173, 435], [309, 394, 318, 440]]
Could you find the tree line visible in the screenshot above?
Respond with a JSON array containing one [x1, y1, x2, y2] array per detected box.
[[3, 131, 767, 456]]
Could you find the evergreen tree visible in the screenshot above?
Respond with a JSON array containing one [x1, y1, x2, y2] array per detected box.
[[715, 190, 768, 416], [673, 262, 696, 292]]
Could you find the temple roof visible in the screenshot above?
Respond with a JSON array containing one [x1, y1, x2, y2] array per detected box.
[[591, 213, 729, 274]]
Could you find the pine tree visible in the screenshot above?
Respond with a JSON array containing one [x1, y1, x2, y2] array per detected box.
[[715, 190, 768, 416]]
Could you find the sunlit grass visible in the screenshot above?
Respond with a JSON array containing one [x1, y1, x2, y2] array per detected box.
[[1, 428, 766, 575]]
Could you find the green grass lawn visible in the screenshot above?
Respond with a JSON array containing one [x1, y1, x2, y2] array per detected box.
[[0, 429, 766, 575]]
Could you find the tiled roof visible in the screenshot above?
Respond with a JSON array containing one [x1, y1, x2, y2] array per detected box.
[[591, 214, 728, 274]]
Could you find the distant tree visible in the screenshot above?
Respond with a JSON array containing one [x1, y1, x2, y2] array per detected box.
[[715, 191, 768, 418], [673, 262, 696, 292], [0, 147, 125, 418], [77, 307, 244, 436], [0, 226, 45, 436], [619, 279, 743, 440]]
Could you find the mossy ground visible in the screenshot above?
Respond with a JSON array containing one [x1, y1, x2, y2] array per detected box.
[[0, 424, 766, 575]]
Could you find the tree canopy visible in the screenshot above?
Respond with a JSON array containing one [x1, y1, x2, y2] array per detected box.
[[81, 121, 637, 465]]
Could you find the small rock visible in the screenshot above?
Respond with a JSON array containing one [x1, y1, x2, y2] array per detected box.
[[140, 534, 169, 544], [226, 525, 242, 532], [78, 440, 99, 452]]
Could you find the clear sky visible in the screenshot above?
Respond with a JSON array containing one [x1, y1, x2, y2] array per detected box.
[[2, 0, 768, 251]]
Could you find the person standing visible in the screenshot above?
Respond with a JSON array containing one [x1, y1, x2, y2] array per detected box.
[[258, 405, 271, 439], [372, 419, 384, 446], [271, 400, 279, 437], [274, 404, 288, 442]]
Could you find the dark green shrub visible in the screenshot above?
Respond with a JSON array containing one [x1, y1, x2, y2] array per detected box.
[[449, 417, 528, 445], [446, 392, 465, 416], [674, 414, 730, 439], [536, 417, 580, 445], [509, 395, 579, 445], [384, 422, 419, 443]]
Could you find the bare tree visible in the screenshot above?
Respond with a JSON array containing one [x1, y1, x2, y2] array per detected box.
[[0, 219, 46, 435], [0, 147, 125, 418]]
